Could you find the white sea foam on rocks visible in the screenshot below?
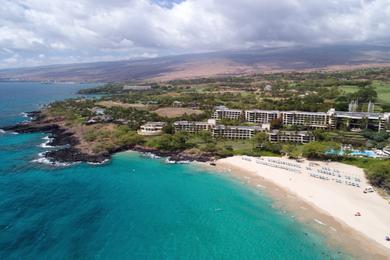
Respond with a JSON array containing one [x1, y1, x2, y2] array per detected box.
[[87, 159, 110, 165], [31, 152, 77, 167], [39, 136, 55, 148], [20, 112, 29, 118]]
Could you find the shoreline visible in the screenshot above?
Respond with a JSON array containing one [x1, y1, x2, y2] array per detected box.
[[197, 156, 390, 259], [2, 113, 215, 164]]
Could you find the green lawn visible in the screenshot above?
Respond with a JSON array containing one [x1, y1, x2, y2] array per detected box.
[[339, 81, 390, 108], [214, 139, 280, 156], [215, 139, 254, 154], [372, 81, 390, 105], [339, 85, 359, 94]]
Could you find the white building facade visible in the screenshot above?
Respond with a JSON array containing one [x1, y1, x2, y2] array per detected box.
[[138, 122, 166, 136], [212, 106, 243, 120]]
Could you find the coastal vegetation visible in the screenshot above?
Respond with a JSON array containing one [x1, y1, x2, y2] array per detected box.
[[366, 161, 390, 192], [82, 125, 144, 153]]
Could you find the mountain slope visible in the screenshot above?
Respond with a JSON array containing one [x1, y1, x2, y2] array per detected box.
[[1, 45, 390, 82]]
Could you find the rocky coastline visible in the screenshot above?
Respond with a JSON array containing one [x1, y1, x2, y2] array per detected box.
[[3, 111, 215, 164]]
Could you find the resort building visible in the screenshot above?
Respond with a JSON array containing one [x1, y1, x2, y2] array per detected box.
[[212, 106, 243, 120], [215, 106, 390, 132], [280, 111, 331, 129], [380, 113, 390, 131], [268, 130, 315, 144], [245, 110, 279, 124], [173, 119, 216, 134], [212, 125, 263, 139], [137, 122, 166, 136], [332, 111, 389, 131]]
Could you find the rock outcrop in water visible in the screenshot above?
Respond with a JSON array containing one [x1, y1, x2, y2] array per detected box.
[[3, 111, 111, 163]]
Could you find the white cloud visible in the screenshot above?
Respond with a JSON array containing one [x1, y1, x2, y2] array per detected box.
[[1, 0, 390, 68]]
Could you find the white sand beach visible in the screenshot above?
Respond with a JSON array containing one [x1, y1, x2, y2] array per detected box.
[[214, 156, 390, 257]]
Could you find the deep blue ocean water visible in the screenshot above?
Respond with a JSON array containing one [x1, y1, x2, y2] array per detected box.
[[0, 82, 349, 259]]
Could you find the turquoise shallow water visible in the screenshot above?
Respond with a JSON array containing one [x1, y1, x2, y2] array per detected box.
[[0, 82, 348, 259]]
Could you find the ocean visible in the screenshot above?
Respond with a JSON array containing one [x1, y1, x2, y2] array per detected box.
[[0, 82, 349, 259]]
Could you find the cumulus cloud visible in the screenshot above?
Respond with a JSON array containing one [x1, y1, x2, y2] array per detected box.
[[1, 0, 390, 68]]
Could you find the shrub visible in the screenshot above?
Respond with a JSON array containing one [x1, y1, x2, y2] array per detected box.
[[367, 161, 390, 192]]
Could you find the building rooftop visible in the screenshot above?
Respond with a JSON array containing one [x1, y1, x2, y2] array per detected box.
[[142, 122, 166, 126], [214, 105, 242, 112], [270, 130, 313, 135], [335, 111, 383, 119], [214, 125, 262, 130], [246, 109, 280, 113], [282, 110, 328, 115], [173, 121, 210, 125], [245, 109, 329, 115]]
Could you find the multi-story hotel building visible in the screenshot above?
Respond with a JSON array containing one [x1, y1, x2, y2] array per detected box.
[[245, 110, 280, 124], [217, 106, 390, 132], [212, 106, 243, 120], [212, 125, 263, 139], [280, 111, 331, 129], [333, 111, 390, 131], [173, 119, 216, 134], [245, 109, 331, 129], [268, 130, 315, 144]]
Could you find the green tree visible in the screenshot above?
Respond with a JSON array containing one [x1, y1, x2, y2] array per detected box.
[[290, 147, 302, 159], [281, 144, 301, 159], [252, 132, 268, 149], [171, 132, 191, 150], [352, 86, 377, 102], [202, 143, 217, 153], [281, 144, 294, 156], [301, 141, 338, 159], [162, 124, 174, 134], [155, 134, 173, 150], [198, 130, 213, 143], [367, 161, 390, 192], [313, 129, 332, 141]]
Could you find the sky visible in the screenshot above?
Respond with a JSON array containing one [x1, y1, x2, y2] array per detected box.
[[1, 0, 390, 68]]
